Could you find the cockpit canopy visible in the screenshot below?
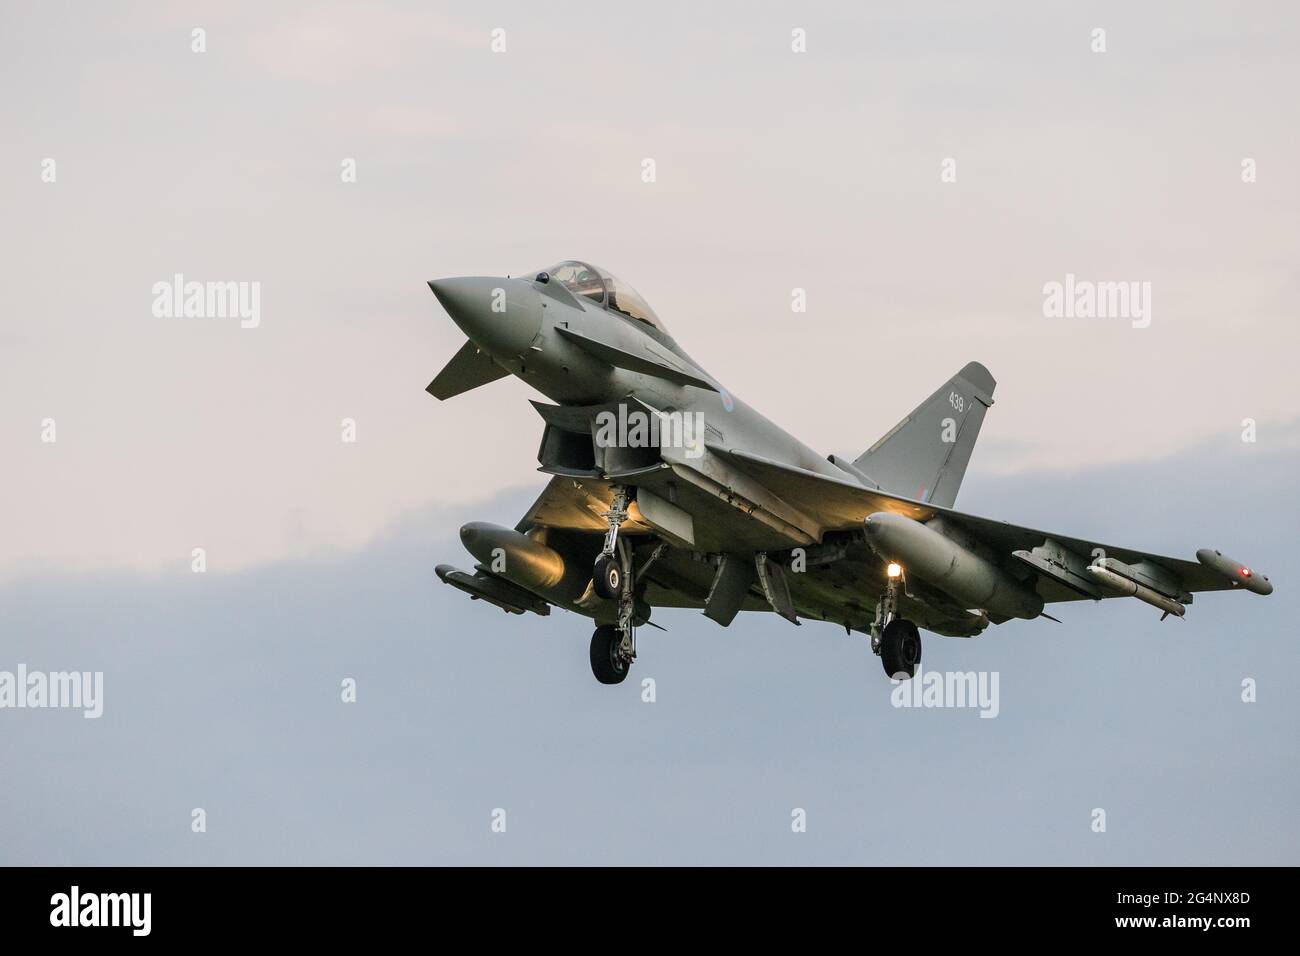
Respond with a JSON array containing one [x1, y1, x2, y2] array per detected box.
[[540, 261, 668, 334]]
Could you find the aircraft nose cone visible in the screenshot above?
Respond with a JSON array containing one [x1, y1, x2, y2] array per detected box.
[[428, 276, 542, 361], [427, 277, 486, 322]]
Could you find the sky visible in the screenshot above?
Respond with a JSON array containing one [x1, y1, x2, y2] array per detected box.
[[1, 0, 1297, 865]]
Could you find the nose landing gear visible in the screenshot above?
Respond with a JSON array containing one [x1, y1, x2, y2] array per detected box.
[[590, 624, 631, 684]]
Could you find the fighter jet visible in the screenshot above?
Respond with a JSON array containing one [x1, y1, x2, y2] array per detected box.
[[426, 261, 1273, 684]]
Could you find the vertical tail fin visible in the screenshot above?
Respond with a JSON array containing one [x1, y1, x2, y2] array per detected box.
[[852, 361, 995, 508]]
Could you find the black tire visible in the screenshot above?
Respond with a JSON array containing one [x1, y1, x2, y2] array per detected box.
[[589, 625, 630, 685], [880, 618, 922, 680], [593, 554, 621, 600]]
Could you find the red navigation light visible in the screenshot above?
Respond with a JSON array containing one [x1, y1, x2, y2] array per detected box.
[[1240, 567, 1252, 577]]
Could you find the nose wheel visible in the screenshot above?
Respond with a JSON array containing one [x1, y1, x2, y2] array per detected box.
[[590, 625, 631, 684]]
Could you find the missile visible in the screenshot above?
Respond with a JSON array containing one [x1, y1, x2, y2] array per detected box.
[[435, 564, 550, 615], [1196, 549, 1273, 595], [458, 522, 590, 604], [1085, 564, 1185, 618], [863, 512, 1044, 620]]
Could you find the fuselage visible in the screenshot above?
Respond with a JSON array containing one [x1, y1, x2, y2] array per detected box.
[[429, 268, 849, 486], [429, 263, 1275, 681]]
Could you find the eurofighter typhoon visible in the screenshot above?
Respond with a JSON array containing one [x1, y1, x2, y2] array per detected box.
[[427, 261, 1273, 684]]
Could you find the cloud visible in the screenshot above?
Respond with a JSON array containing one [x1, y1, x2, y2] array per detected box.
[[1, 441, 1295, 865], [367, 105, 462, 138], [245, 2, 484, 84]]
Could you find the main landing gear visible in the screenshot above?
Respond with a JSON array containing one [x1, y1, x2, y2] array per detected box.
[[590, 485, 636, 685], [870, 561, 922, 680]]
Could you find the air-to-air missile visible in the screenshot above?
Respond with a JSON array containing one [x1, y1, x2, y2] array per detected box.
[[434, 564, 551, 616], [1085, 560, 1189, 618]]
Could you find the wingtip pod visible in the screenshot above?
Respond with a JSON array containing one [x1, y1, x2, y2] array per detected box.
[[1196, 549, 1273, 595]]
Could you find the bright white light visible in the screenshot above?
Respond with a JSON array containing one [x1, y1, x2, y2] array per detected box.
[[887, 562, 902, 579]]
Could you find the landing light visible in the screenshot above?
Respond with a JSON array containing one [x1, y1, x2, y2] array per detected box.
[[887, 562, 903, 579]]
